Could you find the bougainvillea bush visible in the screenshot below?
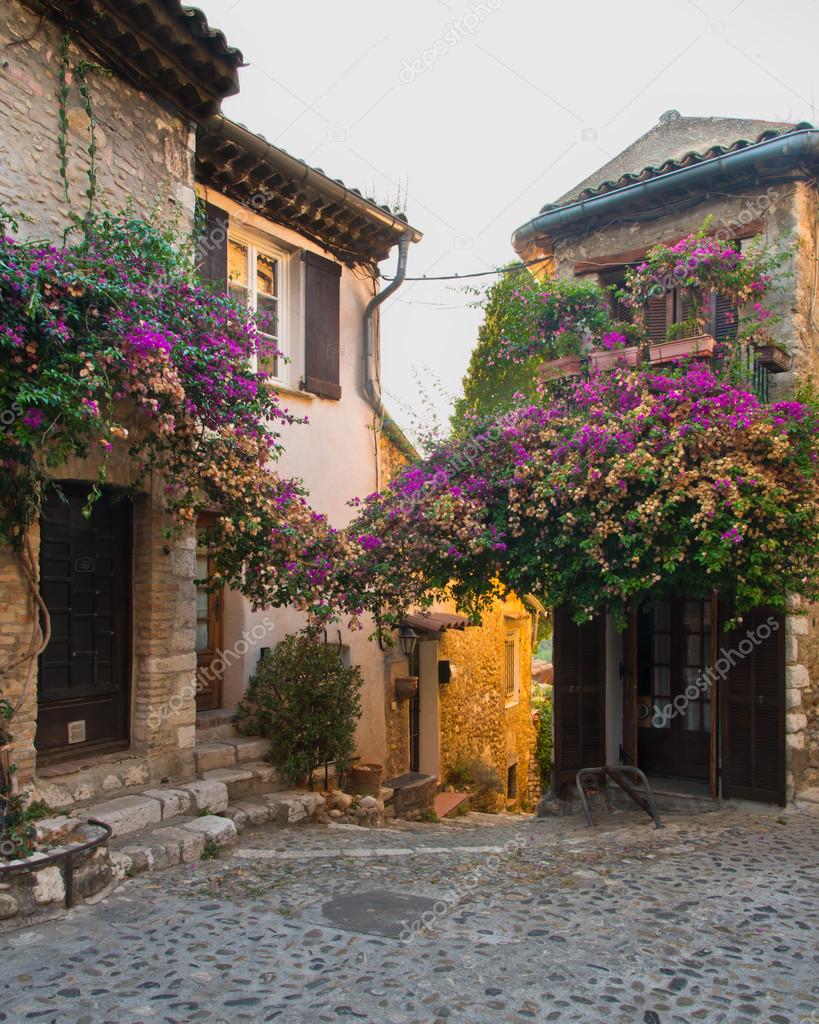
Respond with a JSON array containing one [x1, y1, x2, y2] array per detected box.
[[0, 207, 348, 620], [349, 365, 819, 627]]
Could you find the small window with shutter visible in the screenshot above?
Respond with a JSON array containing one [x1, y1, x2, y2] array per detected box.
[[227, 236, 286, 380]]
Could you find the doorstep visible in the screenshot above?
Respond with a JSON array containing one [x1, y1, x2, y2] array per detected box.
[[434, 791, 470, 818]]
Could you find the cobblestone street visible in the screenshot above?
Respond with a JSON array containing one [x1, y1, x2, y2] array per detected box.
[[1, 803, 818, 1024]]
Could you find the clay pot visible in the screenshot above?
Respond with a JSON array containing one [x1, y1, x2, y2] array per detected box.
[[350, 762, 383, 796], [755, 345, 791, 373], [649, 334, 715, 365], [588, 346, 641, 372], [394, 676, 419, 701], [539, 355, 582, 381]]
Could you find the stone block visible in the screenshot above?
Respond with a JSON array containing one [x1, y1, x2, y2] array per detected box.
[[786, 616, 809, 636], [179, 780, 229, 813], [109, 851, 133, 882], [243, 762, 280, 785], [102, 774, 123, 793], [122, 762, 149, 787], [787, 731, 806, 752], [32, 865, 65, 905], [181, 815, 237, 847], [120, 846, 154, 873], [797, 786, 819, 804], [83, 795, 163, 837], [229, 737, 270, 763], [150, 826, 205, 862], [193, 742, 237, 773], [787, 688, 804, 710], [177, 724, 196, 749], [0, 894, 19, 920], [34, 816, 82, 843], [223, 806, 248, 832], [786, 712, 808, 734], [787, 664, 811, 689], [142, 788, 192, 819], [201, 767, 256, 800], [233, 800, 272, 826]]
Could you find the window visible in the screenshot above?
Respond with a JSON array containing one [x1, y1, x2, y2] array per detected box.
[[228, 237, 285, 380], [504, 632, 519, 703]]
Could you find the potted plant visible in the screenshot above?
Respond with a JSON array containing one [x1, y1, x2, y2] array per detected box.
[[588, 326, 643, 372], [395, 676, 419, 701], [755, 343, 792, 373], [649, 318, 716, 365], [539, 331, 584, 381], [350, 762, 384, 796]]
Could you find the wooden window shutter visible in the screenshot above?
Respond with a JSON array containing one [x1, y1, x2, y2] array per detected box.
[[645, 291, 672, 342], [304, 250, 342, 400], [198, 202, 229, 289], [552, 606, 606, 786], [719, 604, 786, 804], [712, 292, 738, 341]]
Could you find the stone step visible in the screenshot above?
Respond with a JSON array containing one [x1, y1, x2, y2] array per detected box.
[[434, 791, 470, 819], [192, 737, 270, 773], [195, 709, 237, 742]]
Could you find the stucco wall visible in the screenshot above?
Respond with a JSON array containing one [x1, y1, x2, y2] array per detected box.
[[206, 190, 398, 764], [0, 2, 195, 238]]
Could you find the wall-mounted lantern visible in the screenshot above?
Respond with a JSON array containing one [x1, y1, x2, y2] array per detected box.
[[397, 623, 419, 660]]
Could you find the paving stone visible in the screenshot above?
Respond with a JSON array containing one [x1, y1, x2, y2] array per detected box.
[[180, 814, 238, 846], [193, 742, 237, 772], [179, 779, 229, 813], [141, 787, 192, 819], [82, 795, 162, 837]]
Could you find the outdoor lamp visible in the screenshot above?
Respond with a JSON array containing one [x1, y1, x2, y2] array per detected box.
[[397, 623, 419, 659]]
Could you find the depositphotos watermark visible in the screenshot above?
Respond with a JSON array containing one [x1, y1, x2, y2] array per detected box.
[[652, 615, 779, 727], [399, 0, 502, 84], [399, 833, 527, 943], [148, 616, 274, 730]]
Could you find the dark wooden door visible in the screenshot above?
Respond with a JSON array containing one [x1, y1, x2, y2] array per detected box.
[[37, 484, 131, 756], [553, 606, 606, 786], [719, 605, 785, 804], [637, 598, 712, 781], [195, 525, 224, 712]]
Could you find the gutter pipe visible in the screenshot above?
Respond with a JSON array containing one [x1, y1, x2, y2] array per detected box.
[[512, 128, 819, 255], [364, 231, 413, 418]]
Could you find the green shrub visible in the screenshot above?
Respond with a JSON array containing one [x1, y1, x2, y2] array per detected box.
[[235, 633, 362, 788], [444, 755, 504, 812], [532, 683, 553, 790]]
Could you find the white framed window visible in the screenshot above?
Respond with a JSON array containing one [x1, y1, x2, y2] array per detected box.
[[504, 631, 520, 704], [228, 235, 287, 381]]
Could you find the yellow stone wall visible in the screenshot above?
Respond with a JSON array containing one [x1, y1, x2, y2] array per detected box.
[[438, 595, 535, 808]]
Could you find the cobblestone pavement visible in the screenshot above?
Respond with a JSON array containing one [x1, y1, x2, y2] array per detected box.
[[1, 803, 818, 1024]]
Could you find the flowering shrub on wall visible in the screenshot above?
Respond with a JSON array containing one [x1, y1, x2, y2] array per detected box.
[[349, 365, 819, 627], [0, 208, 347, 619]]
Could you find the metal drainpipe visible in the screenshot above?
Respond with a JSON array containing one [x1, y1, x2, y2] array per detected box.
[[364, 231, 413, 419]]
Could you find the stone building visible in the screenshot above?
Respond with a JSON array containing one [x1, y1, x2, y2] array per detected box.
[[0, 0, 424, 810], [385, 595, 536, 810], [512, 111, 819, 803]]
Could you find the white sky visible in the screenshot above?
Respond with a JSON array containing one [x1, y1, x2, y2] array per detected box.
[[197, 0, 819, 442]]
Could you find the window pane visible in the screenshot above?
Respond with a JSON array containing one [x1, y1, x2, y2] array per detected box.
[[653, 601, 671, 631], [653, 633, 670, 663], [653, 665, 671, 696], [196, 589, 208, 617], [228, 239, 249, 287], [686, 635, 702, 666], [256, 252, 277, 296], [652, 698, 672, 728], [256, 294, 278, 337], [196, 621, 210, 652], [683, 698, 700, 731], [683, 600, 701, 630]]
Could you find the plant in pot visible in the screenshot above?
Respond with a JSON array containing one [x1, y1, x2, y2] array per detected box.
[[588, 323, 643, 372], [649, 315, 716, 365], [538, 329, 584, 381], [754, 341, 792, 374], [234, 632, 362, 789]]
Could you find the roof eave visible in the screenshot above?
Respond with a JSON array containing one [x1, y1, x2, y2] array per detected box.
[[512, 127, 819, 259]]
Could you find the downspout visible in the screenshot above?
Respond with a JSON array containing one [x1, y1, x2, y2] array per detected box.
[[364, 230, 413, 418]]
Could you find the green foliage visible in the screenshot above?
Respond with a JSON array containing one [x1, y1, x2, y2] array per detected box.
[[235, 633, 362, 787], [444, 755, 504, 811], [532, 684, 553, 789], [0, 795, 52, 861], [452, 269, 609, 429]]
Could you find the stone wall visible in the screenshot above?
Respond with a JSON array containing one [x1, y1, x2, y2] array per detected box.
[[786, 600, 819, 793], [0, 2, 195, 239], [438, 596, 535, 808]]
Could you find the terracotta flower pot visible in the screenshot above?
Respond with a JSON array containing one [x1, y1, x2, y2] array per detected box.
[[539, 355, 582, 381], [649, 333, 715, 365], [394, 676, 419, 701], [755, 345, 791, 374], [350, 762, 383, 796], [588, 346, 641, 372]]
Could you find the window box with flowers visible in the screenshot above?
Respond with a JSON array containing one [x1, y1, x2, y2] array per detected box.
[[588, 326, 643, 372], [755, 343, 792, 374]]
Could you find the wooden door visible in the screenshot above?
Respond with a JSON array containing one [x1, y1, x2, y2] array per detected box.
[[552, 607, 606, 786], [37, 484, 131, 756], [195, 527, 224, 712], [719, 605, 785, 804], [637, 598, 712, 781]]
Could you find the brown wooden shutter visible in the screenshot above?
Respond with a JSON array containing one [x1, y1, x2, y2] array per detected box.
[[553, 606, 606, 785], [621, 613, 638, 767], [712, 292, 738, 341], [198, 202, 228, 288], [645, 292, 672, 342], [719, 605, 786, 804], [304, 250, 342, 400]]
